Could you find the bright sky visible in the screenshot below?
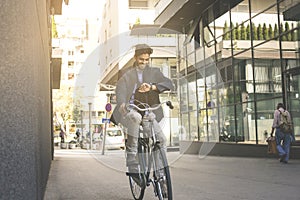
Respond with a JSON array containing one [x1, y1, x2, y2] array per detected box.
[[62, 0, 105, 18]]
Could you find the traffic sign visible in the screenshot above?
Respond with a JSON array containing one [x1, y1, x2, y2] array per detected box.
[[102, 118, 110, 123], [105, 103, 112, 112]]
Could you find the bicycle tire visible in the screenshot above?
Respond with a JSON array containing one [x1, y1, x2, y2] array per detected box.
[[128, 139, 148, 200], [153, 146, 173, 200], [129, 175, 145, 200]]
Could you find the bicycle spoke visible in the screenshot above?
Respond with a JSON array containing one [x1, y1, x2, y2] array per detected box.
[[153, 147, 173, 200]]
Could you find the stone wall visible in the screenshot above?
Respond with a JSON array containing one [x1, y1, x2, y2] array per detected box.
[[0, 0, 52, 199]]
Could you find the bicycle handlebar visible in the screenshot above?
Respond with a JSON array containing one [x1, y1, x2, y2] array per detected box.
[[127, 100, 174, 112]]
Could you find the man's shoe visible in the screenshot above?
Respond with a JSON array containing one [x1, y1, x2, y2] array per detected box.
[[131, 173, 144, 187], [279, 153, 287, 162]]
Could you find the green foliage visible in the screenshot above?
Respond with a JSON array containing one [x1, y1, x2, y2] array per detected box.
[[246, 24, 251, 40], [235, 23, 240, 40], [252, 23, 257, 40], [223, 21, 230, 40], [268, 24, 274, 39], [280, 23, 287, 41], [274, 24, 279, 39], [257, 24, 263, 40], [231, 22, 236, 40], [51, 15, 58, 38], [285, 22, 291, 41], [221, 21, 298, 42], [291, 23, 297, 41], [262, 23, 268, 40], [240, 23, 246, 40], [135, 17, 141, 25]]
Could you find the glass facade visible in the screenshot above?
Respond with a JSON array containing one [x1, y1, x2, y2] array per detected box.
[[177, 0, 300, 144]]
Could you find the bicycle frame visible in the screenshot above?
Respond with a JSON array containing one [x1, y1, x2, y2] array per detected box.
[[127, 100, 173, 200]]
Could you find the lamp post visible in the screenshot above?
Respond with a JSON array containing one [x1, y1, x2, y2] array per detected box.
[[80, 110, 83, 141], [88, 102, 92, 149]]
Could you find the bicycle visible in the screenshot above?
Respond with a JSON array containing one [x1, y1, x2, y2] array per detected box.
[[125, 100, 174, 200]]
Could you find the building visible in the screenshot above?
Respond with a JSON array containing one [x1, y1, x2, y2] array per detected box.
[[0, 0, 67, 199], [154, 0, 300, 152], [98, 0, 179, 146], [51, 0, 107, 139]]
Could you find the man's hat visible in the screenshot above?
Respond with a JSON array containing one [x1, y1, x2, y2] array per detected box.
[[134, 44, 153, 56]]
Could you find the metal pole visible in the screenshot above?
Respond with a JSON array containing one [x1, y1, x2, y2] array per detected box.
[[101, 112, 107, 155], [88, 102, 92, 149], [80, 110, 83, 141]]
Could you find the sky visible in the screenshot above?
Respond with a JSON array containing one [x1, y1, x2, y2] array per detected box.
[[62, 0, 105, 18]]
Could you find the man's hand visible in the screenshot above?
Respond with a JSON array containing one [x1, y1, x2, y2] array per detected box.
[[138, 83, 156, 93]]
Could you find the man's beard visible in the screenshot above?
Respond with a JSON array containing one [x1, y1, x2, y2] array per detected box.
[[137, 64, 148, 70]]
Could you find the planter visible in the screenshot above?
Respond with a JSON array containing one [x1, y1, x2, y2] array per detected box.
[[60, 143, 68, 149]]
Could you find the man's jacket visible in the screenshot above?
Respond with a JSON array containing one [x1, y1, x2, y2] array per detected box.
[[111, 66, 173, 125]]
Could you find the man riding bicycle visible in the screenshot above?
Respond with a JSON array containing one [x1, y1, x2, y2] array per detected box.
[[111, 44, 174, 174]]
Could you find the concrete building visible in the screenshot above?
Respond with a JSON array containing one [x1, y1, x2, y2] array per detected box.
[[51, 1, 106, 139], [154, 0, 300, 154], [0, 0, 68, 199]]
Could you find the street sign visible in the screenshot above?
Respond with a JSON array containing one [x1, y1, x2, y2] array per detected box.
[[105, 103, 112, 112], [102, 118, 110, 123]]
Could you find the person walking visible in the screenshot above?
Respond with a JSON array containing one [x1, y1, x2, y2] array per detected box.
[[59, 128, 66, 143], [270, 103, 293, 164], [111, 44, 174, 173]]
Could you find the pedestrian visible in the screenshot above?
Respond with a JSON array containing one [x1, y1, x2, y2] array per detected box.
[[270, 103, 293, 163], [59, 128, 66, 143], [111, 43, 174, 174]]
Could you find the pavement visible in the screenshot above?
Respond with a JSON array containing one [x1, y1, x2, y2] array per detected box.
[[44, 147, 300, 200]]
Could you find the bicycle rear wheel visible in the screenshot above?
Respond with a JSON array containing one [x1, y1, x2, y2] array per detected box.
[[153, 146, 173, 200]]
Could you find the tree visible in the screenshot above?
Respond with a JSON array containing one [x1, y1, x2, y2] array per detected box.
[[285, 22, 291, 41], [53, 85, 75, 131], [262, 23, 268, 40], [268, 24, 274, 39], [257, 24, 263, 40], [135, 17, 141, 25], [51, 15, 58, 38], [291, 23, 297, 41], [252, 23, 258, 40], [240, 23, 246, 40], [235, 23, 240, 40], [280, 23, 287, 41], [231, 22, 236, 40], [223, 21, 230, 40], [274, 23, 279, 39], [246, 24, 251, 40]]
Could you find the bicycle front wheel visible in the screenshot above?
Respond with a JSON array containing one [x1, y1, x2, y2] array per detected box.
[[153, 147, 173, 200], [129, 174, 145, 200], [128, 139, 148, 200]]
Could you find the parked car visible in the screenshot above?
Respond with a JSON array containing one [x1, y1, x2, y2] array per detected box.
[[93, 127, 125, 150]]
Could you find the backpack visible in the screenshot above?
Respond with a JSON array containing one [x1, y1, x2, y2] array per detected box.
[[278, 110, 293, 133]]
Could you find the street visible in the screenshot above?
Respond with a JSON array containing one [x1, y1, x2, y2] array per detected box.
[[44, 149, 300, 200]]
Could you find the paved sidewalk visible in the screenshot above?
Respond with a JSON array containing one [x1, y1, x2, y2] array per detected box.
[[44, 148, 300, 200]]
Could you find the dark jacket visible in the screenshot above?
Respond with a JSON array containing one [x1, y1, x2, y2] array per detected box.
[[111, 66, 173, 124]]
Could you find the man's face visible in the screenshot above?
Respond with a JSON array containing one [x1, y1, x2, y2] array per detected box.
[[135, 53, 150, 70]]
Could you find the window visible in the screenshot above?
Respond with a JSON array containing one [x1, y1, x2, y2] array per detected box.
[[68, 61, 74, 68], [129, 0, 148, 8], [68, 73, 74, 80]]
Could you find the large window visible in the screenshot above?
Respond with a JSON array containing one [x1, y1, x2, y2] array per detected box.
[[178, 0, 299, 144]]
